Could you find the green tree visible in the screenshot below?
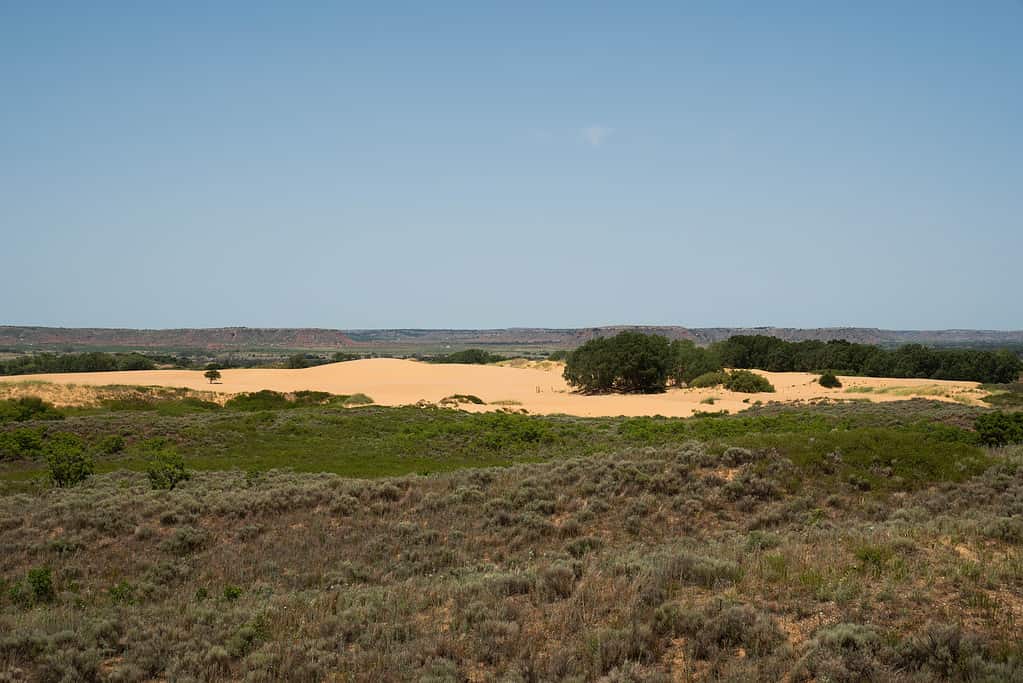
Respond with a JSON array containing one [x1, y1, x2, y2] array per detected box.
[[204, 368, 221, 384], [669, 340, 724, 385], [286, 354, 310, 369], [564, 332, 672, 393]]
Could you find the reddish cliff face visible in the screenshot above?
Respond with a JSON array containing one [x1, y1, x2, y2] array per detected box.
[[1, 325, 1021, 352]]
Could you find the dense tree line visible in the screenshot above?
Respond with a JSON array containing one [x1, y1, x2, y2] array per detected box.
[[426, 349, 507, 365], [713, 336, 1021, 384], [0, 352, 157, 376], [564, 332, 1023, 394]]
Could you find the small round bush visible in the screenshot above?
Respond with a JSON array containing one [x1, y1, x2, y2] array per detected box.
[[819, 372, 842, 389], [724, 370, 775, 393], [96, 434, 126, 455], [689, 371, 729, 388]]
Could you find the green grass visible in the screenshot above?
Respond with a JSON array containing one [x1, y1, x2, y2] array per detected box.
[[0, 398, 992, 493]]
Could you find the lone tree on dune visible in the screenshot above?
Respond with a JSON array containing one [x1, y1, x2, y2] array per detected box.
[[563, 331, 672, 394], [204, 368, 221, 384]]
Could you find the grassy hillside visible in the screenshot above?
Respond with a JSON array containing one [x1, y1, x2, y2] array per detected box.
[[1, 398, 1022, 681]]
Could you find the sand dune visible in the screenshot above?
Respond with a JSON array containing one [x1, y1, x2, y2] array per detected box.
[[0, 359, 989, 417]]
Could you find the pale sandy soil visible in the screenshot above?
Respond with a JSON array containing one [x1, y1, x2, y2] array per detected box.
[[0, 359, 989, 417]]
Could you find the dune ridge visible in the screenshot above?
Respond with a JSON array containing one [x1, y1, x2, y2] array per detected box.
[[0, 358, 988, 418]]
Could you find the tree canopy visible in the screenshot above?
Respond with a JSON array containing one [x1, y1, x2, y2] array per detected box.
[[0, 352, 156, 376], [714, 335, 1021, 384], [563, 331, 1021, 394], [563, 331, 672, 393], [428, 349, 506, 365]]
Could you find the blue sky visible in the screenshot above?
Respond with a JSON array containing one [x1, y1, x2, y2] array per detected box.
[[2, 2, 1021, 330]]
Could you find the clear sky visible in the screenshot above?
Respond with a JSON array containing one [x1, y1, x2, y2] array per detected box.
[[2, 2, 1021, 330]]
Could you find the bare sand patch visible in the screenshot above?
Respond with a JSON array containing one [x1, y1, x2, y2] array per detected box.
[[0, 359, 988, 417]]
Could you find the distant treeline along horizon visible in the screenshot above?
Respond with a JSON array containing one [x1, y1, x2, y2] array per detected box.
[[0, 336, 1019, 390], [562, 332, 1022, 394]]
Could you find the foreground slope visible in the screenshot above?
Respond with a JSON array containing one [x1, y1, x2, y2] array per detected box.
[[1, 435, 1020, 680]]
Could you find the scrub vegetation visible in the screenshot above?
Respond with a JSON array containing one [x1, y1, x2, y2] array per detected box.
[[1, 388, 1023, 680]]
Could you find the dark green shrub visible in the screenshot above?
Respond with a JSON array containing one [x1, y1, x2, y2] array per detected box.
[[27, 567, 55, 604], [975, 411, 1023, 446], [689, 371, 728, 388], [223, 585, 243, 602], [225, 390, 291, 411], [0, 426, 46, 460], [45, 433, 94, 487], [146, 448, 191, 490], [724, 370, 775, 393], [441, 394, 485, 405], [109, 581, 136, 605], [96, 434, 125, 455], [292, 390, 332, 405], [819, 372, 842, 388], [0, 396, 63, 423]]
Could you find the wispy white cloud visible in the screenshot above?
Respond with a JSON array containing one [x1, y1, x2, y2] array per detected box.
[[581, 124, 613, 147]]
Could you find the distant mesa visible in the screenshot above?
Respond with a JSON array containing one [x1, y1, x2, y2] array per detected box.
[[2, 325, 1021, 352]]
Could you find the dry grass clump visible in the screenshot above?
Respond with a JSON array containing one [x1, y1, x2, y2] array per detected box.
[[1, 439, 1022, 680]]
